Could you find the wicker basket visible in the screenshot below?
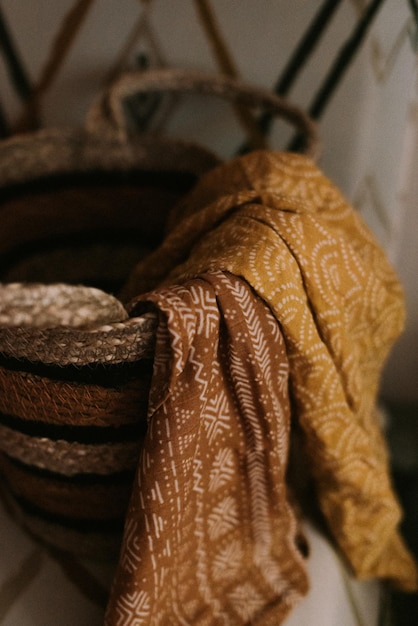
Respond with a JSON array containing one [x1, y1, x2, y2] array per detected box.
[[0, 69, 318, 558]]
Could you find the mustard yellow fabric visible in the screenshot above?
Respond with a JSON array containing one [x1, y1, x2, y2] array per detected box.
[[122, 150, 417, 591]]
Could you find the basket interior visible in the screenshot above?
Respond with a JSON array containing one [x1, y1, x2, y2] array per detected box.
[[0, 168, 196, 295]]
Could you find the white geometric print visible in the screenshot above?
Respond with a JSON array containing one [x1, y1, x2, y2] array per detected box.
[[193, 457, 204, 495], [209, 447, 236, 492], [121, 518, 142, 574], [211, 540, 243, 582], [190, 283, 220, 336], [203, 393, 231, 445], [207, 495, 239, 541], [115, 590, 150, 625], [228, 582, 265, 622]]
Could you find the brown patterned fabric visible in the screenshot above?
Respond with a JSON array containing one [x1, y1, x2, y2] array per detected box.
[[107, 272, 307, 625], [107, 149, 417, 624]]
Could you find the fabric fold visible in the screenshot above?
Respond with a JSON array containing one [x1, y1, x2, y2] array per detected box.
[[106, 272, 308, 625]]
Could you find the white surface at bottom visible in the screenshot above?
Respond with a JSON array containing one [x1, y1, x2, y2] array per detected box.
[[284, 522, 381, 626]]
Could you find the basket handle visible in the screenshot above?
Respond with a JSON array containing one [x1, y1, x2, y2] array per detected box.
[[85, 68, 320, 159]]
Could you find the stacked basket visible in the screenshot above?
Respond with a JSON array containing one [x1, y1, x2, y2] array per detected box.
[[0, 69, 318, 558]]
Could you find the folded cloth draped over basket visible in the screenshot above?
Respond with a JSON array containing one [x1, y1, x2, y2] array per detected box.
[[105, 150, 417, 624]]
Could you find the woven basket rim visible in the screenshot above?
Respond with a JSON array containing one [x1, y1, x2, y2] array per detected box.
[[0, 127, 221, 190], [0, 281, 158, 364], [0, 313, 157, 364]]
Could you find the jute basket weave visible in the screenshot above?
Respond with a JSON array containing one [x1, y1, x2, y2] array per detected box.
[[0, 69, 318, 558]]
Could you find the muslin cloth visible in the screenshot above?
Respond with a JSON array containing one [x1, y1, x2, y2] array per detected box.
[[107, 150, 417, 624], [108, 271, 308, 624]]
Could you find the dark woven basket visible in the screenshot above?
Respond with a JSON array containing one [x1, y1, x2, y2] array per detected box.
[[0, 69, 318, 558]]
